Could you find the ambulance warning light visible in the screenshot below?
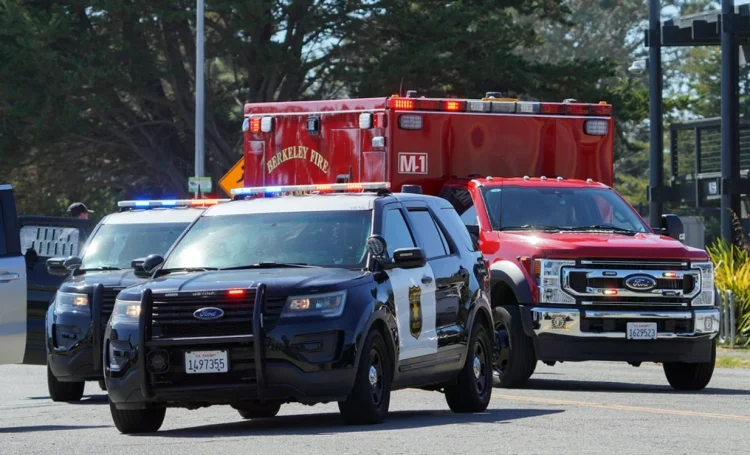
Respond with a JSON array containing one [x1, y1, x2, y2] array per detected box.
[[231, 182, 391, 196]]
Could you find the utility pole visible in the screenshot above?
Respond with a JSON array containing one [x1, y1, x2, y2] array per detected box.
[[720, 0, 740, 242], [194, 0, 205, 179], [648, 0, 663, 229]]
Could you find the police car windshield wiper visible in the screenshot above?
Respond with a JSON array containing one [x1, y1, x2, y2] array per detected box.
[[78, 266, 122, 271], [220, 262, 317, 270], [159, 267, 219, 274]]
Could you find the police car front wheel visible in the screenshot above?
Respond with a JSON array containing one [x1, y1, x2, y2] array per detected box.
[[109, 399, 166, 434], [338, 329, 392, 425], [237, 401, 282, 419]]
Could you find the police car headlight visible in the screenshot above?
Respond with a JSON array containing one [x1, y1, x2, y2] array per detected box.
[[53, 291, 90, 315], [111, 299, 141, 323], [281, 291, 347, 318]]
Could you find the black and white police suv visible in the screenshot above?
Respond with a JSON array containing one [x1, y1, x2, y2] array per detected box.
[[44, 198, 226, 402], [103, 182, 493, 433]]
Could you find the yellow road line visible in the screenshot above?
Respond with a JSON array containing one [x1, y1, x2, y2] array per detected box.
[[492, 393, 750, 422]]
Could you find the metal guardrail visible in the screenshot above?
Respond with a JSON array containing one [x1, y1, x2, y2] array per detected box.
[[718, 289, 737, 347]]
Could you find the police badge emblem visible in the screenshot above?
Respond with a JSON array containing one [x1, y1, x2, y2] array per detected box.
[[408, 285, 422, 339]]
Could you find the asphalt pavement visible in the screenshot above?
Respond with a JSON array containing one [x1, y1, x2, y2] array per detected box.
[[1, 361, 748, 454]]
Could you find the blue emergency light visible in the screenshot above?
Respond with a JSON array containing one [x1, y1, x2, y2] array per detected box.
[[230, 182, 390, 197], [117, 199, 230, 209]]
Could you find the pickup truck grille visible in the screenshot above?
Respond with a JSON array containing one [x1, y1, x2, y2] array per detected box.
[[150, 290, 256, 339], [562, 260, 700, 306]]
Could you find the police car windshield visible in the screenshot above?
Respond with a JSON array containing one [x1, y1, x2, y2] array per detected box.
[[481, 186, 649, 233], [163, 210, 372, 270], [80, 222, 189, 270]]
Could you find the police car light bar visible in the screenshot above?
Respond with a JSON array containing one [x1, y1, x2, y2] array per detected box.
[[230, 182, 390, 196], [117, 199, 230, 208]]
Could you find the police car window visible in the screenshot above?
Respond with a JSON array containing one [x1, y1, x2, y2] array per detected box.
[[163, 210, 373, 269], [406, 209, 449, 258], [80, 222, 189, 270], [0, 198, 6, 255], [382, 209, 415, 257]]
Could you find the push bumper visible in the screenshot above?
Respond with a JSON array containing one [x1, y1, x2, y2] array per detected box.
[[519, 306, 720, 363], [106, 284, 358, 410]]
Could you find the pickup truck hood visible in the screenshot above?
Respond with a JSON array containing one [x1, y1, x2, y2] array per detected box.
[[60, 269, 145, 293], [496, 231, 709, 261], [119, 267, 371, 300]]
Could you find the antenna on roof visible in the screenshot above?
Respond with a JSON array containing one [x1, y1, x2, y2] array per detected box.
[[399, 77, 405, 97]]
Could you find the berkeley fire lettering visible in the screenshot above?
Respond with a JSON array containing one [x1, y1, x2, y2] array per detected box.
[[266, 145, 329, 174]]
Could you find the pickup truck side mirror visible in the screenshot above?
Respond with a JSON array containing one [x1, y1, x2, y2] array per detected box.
[[659, 214, 684, 241], [132, 257, 151, 278], [142, 254, 165, 274]]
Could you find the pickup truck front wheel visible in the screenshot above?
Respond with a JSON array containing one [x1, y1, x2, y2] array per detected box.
[[663, 341, 716, 391], [492, 306, 536, 388]]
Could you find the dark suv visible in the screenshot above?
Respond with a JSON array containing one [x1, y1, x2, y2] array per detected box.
[[45, 199, 224, 401], [104, 183, 493, 433]]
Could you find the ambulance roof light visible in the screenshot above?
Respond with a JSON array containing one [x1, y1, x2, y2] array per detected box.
[[230, 182, 391, 196], [117, 199, 230, 208]]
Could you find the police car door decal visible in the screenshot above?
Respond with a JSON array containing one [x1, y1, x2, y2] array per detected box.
[[385, 264, 438, 361]]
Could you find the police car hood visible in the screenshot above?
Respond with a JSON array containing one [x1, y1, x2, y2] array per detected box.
[[60, 269, 145, 293], [129, 267, 370, 297]]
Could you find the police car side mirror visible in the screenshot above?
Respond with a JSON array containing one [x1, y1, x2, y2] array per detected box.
[[142, 254, 165, 274], [132, 257, 150, 277], [391, 248, 427, 269], [63, 256, 82, 271], [46, 257, 69, 276]]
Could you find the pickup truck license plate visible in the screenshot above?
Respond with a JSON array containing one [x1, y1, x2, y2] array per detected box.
[[185, 350, 229, 374], [626, 322, 657, 340]]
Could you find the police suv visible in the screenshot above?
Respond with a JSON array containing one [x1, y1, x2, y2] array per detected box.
[[104, 182, 493, 433], [45, 198, 226, 401]]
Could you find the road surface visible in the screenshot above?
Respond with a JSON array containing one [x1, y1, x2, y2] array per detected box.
[[1, 361, 748, 454]]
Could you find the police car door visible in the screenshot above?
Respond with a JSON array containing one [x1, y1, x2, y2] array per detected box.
[[0, 185, 27, 365], [380, 204, 438, 368]]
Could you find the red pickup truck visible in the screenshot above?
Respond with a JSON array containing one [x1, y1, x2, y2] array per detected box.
[[238, 92, 720, 391]]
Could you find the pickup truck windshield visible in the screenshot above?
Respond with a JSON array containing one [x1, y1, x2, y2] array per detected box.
[[163, 210, 373, 270], [81, 222, 189, 270], [481, 186, 650, 233]]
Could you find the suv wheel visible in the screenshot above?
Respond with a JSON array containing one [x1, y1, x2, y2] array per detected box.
[[109, 399, 166, 434], [47, 364, 84, 402], [663, 341, 716, 391], [338, 329, 391, 425], [444, 321, 493, 413], [492, 306, 536, 388], [237, 401, 282, 419]]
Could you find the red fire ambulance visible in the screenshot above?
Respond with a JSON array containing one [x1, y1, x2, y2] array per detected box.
[[239, 92, 720, 391]]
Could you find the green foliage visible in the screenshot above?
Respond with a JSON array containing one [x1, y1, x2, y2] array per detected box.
[[706, 231, 750, 346]]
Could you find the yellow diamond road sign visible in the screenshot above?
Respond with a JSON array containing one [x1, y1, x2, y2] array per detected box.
[[219, 158, 244, 197]]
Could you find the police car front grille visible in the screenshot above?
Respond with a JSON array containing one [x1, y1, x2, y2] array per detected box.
[[150, 291, 256, 339], [100, 287, 123, 331]]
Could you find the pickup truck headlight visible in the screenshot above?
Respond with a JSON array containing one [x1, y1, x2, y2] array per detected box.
[[534, 259, 576, 304], [281, 291, 347, 318], [53, 291, 90, 315], [111, 299, 141, 324], [691, 261, 715, 306]]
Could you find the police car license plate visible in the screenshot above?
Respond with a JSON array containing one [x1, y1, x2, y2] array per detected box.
[[184, 350, 229, 374], [626, 322, 657, 340]]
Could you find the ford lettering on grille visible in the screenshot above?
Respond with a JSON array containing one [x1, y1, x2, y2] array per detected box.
[[193, 307, 225, 320], [624, 275, 657, 292]]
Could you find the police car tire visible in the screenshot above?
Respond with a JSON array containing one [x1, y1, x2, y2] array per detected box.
[[492, 306, 536, 389], [109, 399, 166, 434], [237, 402, 282, 419], [444, 322, 493, 413], [99, 380, 107, 391], [338, 329, 391, 425], [47, 364, 84, 402], [663, 341, 716, 391]]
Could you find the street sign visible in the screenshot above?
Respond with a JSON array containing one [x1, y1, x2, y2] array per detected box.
[[219, 158, 244, 197], [188, 176, 212, 195]]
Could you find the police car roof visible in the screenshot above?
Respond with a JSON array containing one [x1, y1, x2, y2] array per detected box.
[[102, 207, 207, 224], [205, 191, 450, 217]]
